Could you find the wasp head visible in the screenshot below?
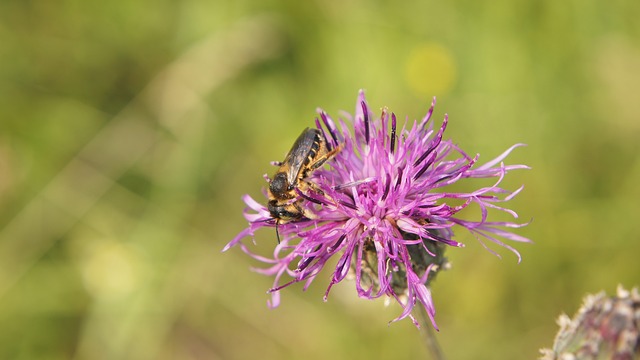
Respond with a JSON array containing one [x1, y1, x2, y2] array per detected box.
[[267, 199, 303, 221]]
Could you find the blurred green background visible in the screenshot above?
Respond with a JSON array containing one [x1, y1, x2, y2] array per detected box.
[[1, 0, 639, 359]]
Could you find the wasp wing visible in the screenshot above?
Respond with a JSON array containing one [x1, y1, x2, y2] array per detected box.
[[282, 128, 320, 186]]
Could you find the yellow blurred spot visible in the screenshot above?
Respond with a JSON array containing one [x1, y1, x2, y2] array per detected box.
[[80, 240, 142, 300], [405, 43, 457, 97]]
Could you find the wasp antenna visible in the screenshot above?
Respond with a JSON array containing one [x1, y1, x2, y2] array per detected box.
[[275, 220, 281, 244]]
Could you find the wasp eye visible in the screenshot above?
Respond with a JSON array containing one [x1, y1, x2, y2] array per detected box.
[[269, 173, 288, 195]]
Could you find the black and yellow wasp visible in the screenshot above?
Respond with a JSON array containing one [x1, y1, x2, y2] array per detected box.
[[267, 128, 340, 241]]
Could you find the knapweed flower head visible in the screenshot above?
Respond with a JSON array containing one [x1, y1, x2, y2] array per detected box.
[[223, 90, 530, 329]]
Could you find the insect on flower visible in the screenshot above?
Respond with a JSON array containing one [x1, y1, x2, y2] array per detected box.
[[224, 90, 531, 329], [267, 127, 341, 242]]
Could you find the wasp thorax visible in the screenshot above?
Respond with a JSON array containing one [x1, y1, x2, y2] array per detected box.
[[269, 173, 290, 197]]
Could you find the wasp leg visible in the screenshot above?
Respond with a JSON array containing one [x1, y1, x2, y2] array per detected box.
[[298, 202, 318, 220], [304, 181, 325, 196], [307, 144, 343, 171], [282, 195, 318, 220]]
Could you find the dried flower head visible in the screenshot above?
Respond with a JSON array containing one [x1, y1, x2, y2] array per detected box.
[[223, 90, 530, 329], [540, 286, 640, 360]]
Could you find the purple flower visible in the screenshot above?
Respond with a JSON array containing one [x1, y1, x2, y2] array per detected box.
[[223, 90, 530, 329]]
